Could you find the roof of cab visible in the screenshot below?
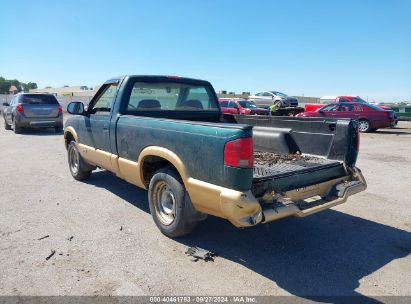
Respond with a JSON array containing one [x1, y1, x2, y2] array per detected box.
[[105, 75, 211, 85]]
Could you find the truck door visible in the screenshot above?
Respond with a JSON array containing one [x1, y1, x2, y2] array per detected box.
[[83, 82, 119, 169]]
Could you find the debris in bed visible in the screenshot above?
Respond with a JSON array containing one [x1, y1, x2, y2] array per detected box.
[[254, 151, 320, 167]]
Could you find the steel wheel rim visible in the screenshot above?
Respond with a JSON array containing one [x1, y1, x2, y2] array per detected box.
[[69, 147, 79, 175], [359, 120, 369, 132], [153, 181, 176, 226]]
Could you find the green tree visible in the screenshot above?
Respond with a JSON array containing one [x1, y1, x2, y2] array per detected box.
[[0, 77, 12, 94], [22, 82, 38, 92], [0, 76, 38, 94]]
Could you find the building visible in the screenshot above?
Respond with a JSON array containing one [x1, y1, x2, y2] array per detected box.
[[29, 85, 100, 97]]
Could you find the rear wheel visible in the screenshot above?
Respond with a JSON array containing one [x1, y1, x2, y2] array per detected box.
[[148, 168, 198, 237], [4, 118, 11, 130], [67, 141, 92, 180], [358, 119, 371, 133], [13, 118, 22, 134]]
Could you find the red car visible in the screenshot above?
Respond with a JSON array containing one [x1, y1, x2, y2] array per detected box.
[[304, 96, 392, 112], [297, 102, 396, 132], [219, 99, 269, 115]]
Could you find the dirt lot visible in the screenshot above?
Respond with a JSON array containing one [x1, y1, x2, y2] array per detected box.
[[0, 119, 410, 300]]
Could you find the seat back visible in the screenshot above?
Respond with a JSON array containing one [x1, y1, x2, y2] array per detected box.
[[137, 99, 161, 110]]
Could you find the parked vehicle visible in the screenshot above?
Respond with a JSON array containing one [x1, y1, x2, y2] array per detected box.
[[248, 91, 298, 108], [2, 93, 63, 133], [219, 99, 269, 115], [64, 75, 366, 237], [304, 95, 393, 112], [297, 102, 396, 132]]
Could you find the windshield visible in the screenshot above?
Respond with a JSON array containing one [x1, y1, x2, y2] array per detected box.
[[238, 100, 257, 108], [270, 91, 288, 97], [126, 82, 219, 111], [351, 97, 367, 103]]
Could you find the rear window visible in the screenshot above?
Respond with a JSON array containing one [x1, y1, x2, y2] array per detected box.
[[126, 82, 219, 111], [20, 94, 58, 105]]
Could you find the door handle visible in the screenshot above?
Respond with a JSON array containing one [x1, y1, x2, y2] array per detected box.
[[103, 124, 108, 130]]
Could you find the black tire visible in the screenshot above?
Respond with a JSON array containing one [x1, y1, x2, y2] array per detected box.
[[4, 118, 11, 130], [148, 168, 197, 237], [358, 119, 371, 133], [67, 141, 92, 181], [55, 126, 63, 133], [13, 118, 22, 134]]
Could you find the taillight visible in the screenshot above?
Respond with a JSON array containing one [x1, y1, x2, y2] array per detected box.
[[224, 137, 253, 168], [58, 105, 63, 113], [16, 103, 24, 113]]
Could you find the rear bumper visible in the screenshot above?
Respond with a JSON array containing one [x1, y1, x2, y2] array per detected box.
[[15, 113, 63, 128], [261, 168, 366, 223], [191, 167, 366, 228]]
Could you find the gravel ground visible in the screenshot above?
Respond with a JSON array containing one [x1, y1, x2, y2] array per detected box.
[[0, 119, 410, 300]]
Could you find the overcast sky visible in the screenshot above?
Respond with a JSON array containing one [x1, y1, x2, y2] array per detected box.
[[0, 0, 410, 102]]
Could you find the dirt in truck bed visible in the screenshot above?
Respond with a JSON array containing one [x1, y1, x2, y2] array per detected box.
[[254, 151, 321, 167]]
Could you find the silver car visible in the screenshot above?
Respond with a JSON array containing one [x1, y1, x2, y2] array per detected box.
[[248, 91, 299, 108], [2, 93, 63, 133]]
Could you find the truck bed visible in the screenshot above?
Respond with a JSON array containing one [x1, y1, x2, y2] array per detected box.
[[231, 115, 358, 197], [253, 152, 342, 180]]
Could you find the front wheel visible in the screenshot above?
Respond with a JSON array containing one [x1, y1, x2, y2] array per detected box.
[[67, 141, 92, 180], [358, 119, 371, 133], [148, 168, 198, 237]]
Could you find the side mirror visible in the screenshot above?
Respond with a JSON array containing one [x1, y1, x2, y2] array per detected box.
[[2, 102, 10, 106], [67, 101, 85, 115]]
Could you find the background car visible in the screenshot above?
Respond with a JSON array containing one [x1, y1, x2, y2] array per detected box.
[[248, 91, 299, 108], [304, 95, 393, 111], [219, 99, 269, 115], [297, 102, 396, 132], [2, 93, 63, 133]]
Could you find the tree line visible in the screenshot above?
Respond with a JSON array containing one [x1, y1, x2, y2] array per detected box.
[[0, 76, 38, 94]]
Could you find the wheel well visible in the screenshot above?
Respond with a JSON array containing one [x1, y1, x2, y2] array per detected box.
[[65, 132, 74, 149], [142, 155, 181, 187]]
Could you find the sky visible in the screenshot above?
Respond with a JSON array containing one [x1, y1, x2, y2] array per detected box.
[[0, 0, 410, 102]]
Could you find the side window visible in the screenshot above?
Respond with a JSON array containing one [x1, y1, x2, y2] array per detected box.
[[339, 104, 354, 112], [228, 101, 237, 108], [338, 98, 350, 103], [353, 105, 363, 111], [256, 92, 262, 96], [262, 92, 272, 97], [89, 83, 118, 115], [322, 104, 339, 112], [220, 101, 228, 107]]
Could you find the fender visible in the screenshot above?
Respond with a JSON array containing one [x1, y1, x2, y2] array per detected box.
[[137, 146, 189, 185], [64, 126, 79, 148]]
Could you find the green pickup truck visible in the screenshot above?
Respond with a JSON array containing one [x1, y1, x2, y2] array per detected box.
[[64, 75, 366, 237]]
